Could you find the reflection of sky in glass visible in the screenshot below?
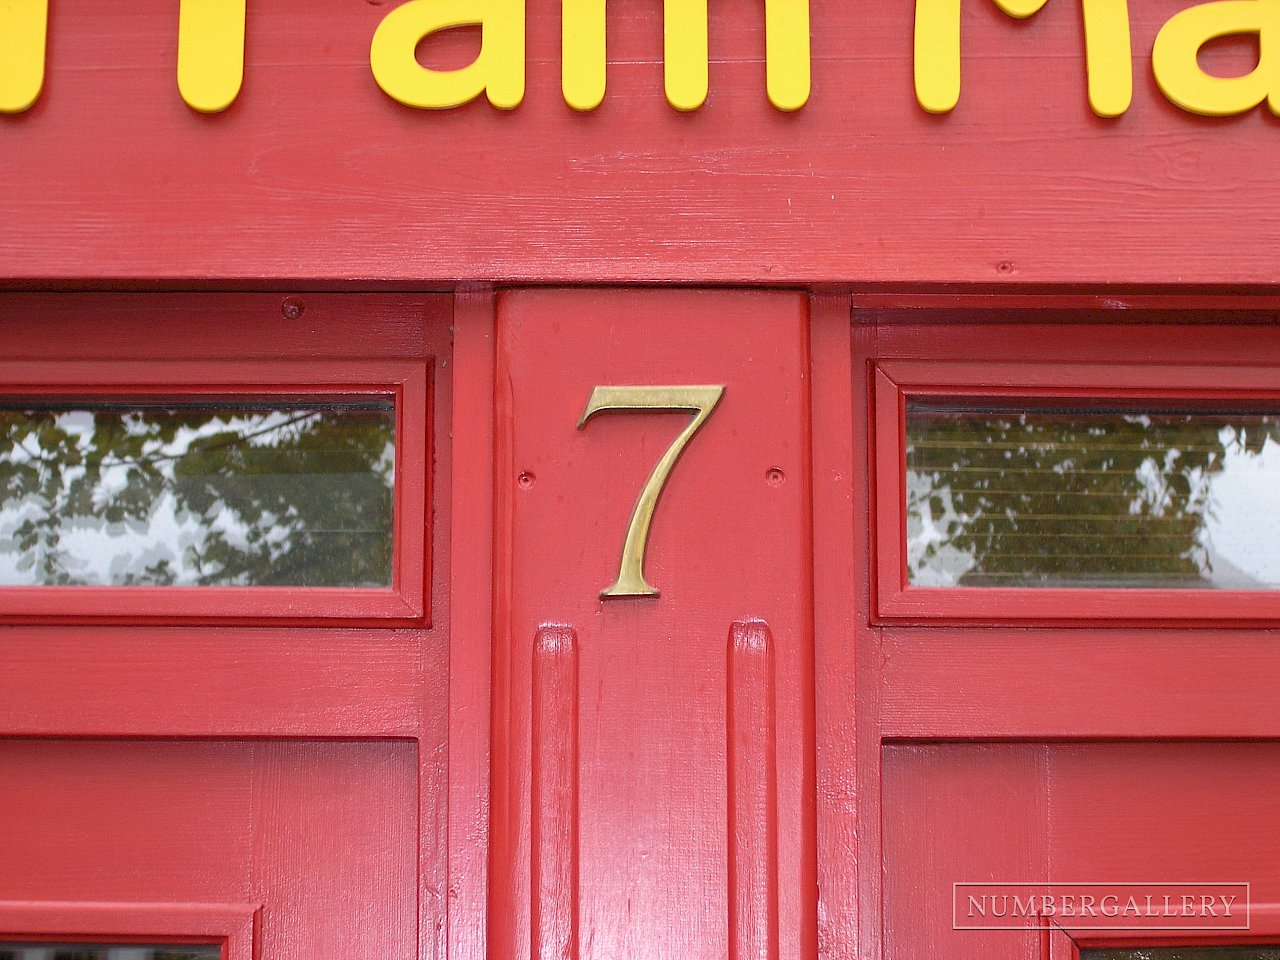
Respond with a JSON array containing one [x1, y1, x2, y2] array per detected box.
[[907, 409, 1280, 590], [0, 402, 396, 587], [0, 947, 220, 960]]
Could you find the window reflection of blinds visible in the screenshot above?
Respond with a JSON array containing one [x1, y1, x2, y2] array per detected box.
[[905, 403, 1280, 590]]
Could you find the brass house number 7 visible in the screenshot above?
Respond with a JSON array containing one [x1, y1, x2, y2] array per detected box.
[[577, 385, 725, 598]]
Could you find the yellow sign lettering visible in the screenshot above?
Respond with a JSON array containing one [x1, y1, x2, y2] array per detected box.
[[664, 0, 710, 110], [178, 0, 247, 113], [562, 0, 607, 110], [914, 0, 1133, 117], [1153, 0, 1280, 116], [370, 0, 525, 110], [4, 0, 1278, 120], [560, 0, 809, 111], [765, 0, 812, 110], [0, 0, 47, 114]]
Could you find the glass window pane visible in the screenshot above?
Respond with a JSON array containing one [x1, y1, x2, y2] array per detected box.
[[1080, 950, 1280, 960], [0, 946, 220, 960], [906, 403, 1280, 589], [0, 398, 395, 587]]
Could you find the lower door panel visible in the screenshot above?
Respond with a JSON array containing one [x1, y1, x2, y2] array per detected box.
[[0, 739, 417, 959], [883, 742, 1280, 959]]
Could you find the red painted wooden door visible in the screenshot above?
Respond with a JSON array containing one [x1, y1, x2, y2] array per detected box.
[[0, 295, 452, 960], [10, 292, 1280, 960], [487, 289, 817, 960], [865, 318, 1280, 960]]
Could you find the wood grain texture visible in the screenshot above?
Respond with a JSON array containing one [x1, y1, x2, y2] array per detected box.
[[0, 740, 417, 959], [490, 290, 817, 960], [881, 743, 1049, 960], [727, 620, 779, 960], [0, 628, 422, 737], [808, 294, 860, 960], [1, 0, 1277, 285], [881, 627, 1280, 740], [532, 626, 580, 960], [446, 288, 494, 960], [0, 294, 450, 360], [884, 743, 1280, 959]]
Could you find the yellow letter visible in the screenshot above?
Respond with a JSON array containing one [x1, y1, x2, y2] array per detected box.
[[1153, 0, 1280, 115], [662, 0, 810, 111], [915, 0, 964, 113], [914, 0, 1133, 117], [371, 0, 525, 110], [563, 0, 808, 111], [766, 0, 811, 110], [0, 0, 47, 114], [178, 0, 247, 113], [1082, 0, 1132, 116], [562, 0, 606, 110], [664, 0, 709, 110]]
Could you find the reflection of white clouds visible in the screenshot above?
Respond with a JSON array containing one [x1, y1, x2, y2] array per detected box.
[[375, 439, 396, 489], [906, 470, 976, 587], [1200, 435, 1280, 588]]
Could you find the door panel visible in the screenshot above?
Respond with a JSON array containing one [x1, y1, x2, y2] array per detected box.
[[883, 742, 1280, 959], [490, 289, 817, 960], [0, 739, 417, 958]]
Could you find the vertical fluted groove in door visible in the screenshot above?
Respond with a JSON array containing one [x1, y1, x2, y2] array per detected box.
[[532, 625, 580, 960], [728, 619, 780, 960]]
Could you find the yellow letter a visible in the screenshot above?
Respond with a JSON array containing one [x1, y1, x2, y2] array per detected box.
[[371, 0, 525, 109], [1153, 0, 1280, 116]]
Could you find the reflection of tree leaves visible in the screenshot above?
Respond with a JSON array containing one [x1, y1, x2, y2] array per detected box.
[[0, 406, 394, 587], [908, 410, 1275, 588]]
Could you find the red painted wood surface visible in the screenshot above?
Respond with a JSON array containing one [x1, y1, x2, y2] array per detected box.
[[489, 289, 817, 960], [860, 312, 1280, 958], [10, 291, 1280, 960], [445, 288, 498, 960], [0, 902, 257, 959], [1, 1, 1277, 285], [808, 295, 867, 960], [882, 743, 1280, 959], [0, 740, 417, 957], [0, 293, 453, 960], [728, 620, 780, 960]]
